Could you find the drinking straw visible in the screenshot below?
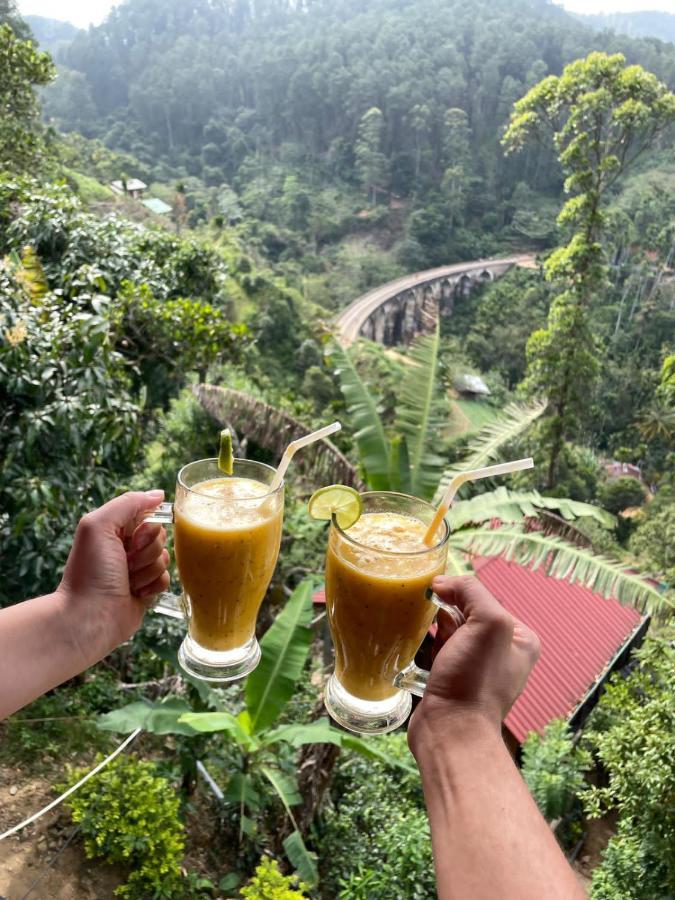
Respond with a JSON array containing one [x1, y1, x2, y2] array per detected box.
[[270, 421, 342, 491], [423, 457, 534, 546]]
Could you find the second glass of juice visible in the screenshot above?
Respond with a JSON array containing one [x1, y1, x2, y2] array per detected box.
[[173, 458, 284, 682], [324, 491, 449, 733]]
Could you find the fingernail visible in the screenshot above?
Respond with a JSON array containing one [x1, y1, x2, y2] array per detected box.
[[145, 489, 164, 501]]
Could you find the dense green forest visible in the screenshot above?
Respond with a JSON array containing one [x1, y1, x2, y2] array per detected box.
[[1, 0, 674, 896]]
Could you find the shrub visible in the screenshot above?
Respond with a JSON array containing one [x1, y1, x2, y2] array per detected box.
[[318, 733, 436, 900], [63, 753, 185, 898], [239, 857, 308, 899], [582, 637, 675, 898], [598, 476, 645, 515], [522, 719, 591, 822]]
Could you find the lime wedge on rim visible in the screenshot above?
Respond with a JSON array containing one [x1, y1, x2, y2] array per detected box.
[[218, 428, 234, 475], [308, 484, 362, 529]]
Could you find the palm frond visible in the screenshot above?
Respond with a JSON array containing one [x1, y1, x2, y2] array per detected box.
[[450, 525, 672, 619], [194, 384, 361, 488], [395, 322, 450, 500], [329, 340, 390, 489], [433, 400, 547, 505], [447, 487, 615, 531]]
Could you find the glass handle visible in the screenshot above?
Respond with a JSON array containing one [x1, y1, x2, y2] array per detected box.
[[430, 593, 466, 628], [394, 664, 429, 698], [394, 595, 467, 698], [143, 501, 174, 525]]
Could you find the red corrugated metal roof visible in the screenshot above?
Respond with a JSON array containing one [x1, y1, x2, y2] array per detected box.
[[473, 557, 643, 742], [311, 559, 644, 743]]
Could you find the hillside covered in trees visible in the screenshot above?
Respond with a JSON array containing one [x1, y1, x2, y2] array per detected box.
[[1, 0, 674, 896]]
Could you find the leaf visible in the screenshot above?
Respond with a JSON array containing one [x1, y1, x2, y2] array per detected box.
[[396, 322, 450, 500], [341, 734, 419, 774], [283, 830, 319, 888], [388, 434, 411, 494], [450, 525, 672, 619], [433, 400, 546, 504], [177, 712, 255, 748], [245, 579, 314, 733], [264, 717, 346, 748], [330, 340, 390, 489], [224, 773, 260, 809], [98, 697, 198, 736], [260, 766, 301, 830]]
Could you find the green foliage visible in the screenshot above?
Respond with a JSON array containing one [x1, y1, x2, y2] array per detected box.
[[318, 733, 435, 900], [504, 52, 675, 488], [0, 22, 54, 174], [331, 325, 450, 500], [597, 476, 645, 515], [239, 856, 308, 899], [629, 497, 675, 584], [62, 753, 186, 898], [582, 636, 675, 899], [522, 719, 591, 821]]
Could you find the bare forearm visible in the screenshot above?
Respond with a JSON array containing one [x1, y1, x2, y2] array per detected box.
[[0, 591, 94, 718], [413, 715, 584, 900]]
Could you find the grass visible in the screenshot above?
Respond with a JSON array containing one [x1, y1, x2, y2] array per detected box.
[[63, 168, 115, 203]]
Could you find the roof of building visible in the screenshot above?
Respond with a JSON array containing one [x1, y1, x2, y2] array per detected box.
[[473, 556, 644, 742], [110, 178, 147, 193], [142, 197, 172, 215], [311, 555, 645, 743], [453, 373, 491, 395]]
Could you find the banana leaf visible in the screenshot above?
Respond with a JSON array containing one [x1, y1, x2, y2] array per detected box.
[[245, 579, 314, 733], [396, 322, 450, 500], [330, 340, 391, 489]]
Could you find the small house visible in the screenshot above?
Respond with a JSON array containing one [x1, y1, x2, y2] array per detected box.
[[110, 177, 148, 200], [453, 373, 491, 399]]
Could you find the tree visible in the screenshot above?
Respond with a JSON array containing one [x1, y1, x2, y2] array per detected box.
[[0, 23, 55, 173], [0, 0, 30, 39], [503, 52, 675, 488], [522, 719, 591, 822], [355, 107, 387, 205]]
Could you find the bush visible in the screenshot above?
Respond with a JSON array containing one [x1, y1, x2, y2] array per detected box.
[[598, 476, 645, 515], [239, 857, 308, 899], [522, 719, 591, 822], [318, 734, 436, 900], [63, 753, 185, 898], [582, 637, 675, 898]]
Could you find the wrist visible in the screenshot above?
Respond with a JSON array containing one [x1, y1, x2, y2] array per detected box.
[[408, 699, 503, 762], [54, 585, 105, 672]]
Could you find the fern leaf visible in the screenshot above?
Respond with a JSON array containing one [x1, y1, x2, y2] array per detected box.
[[396, 322, 450, 500], [434, 400, 546, 504], [449, 525, 671, 619], [330, 340, 391, 489]]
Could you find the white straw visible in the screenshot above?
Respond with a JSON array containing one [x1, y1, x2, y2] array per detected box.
[[424, 457, 534, 546], [270, 422, 342, 490]]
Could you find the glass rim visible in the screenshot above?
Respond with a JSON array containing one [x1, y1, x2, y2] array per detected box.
[[177, 457, 284, 500], [332, 490, 450, 556]]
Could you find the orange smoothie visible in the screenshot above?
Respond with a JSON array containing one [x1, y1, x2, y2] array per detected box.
[[325, 512, 445, 701], [174, 477, 283, 651]]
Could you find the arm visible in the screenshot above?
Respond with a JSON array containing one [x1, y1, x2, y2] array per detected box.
[[0, 491, 170, 719], [408, 576, 585, 900]]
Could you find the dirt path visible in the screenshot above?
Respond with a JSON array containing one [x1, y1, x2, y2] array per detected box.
[[0, 766, 122, 900]]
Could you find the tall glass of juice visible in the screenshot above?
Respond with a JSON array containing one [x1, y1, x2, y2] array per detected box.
[[153, 458, 284, 682], [324, 491, 449, 734]]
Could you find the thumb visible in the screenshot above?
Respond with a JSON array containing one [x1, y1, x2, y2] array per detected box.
[[88, 490, 165, 532]]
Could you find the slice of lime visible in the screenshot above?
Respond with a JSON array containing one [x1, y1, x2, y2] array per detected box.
[[218, 429, 234, 475], [308, 484, 362, 529]]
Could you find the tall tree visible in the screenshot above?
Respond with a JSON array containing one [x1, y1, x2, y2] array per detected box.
[[0, 23, 55, 173], [503, 52, 675, 488], [355, 107, 387, 205]]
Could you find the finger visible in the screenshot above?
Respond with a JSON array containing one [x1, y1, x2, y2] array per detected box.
[[86, 490, 165, 533], [512, 617, 541, 665], [127, 529, 166, 571], [129, 549, 170, 593], [432, 607, 462, 661], [432, 575, 510, 626], [137, 570, 171, 603]]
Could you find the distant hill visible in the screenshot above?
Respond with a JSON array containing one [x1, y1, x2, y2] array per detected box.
[[575, 11, 675, 44], [25, 15, 81, 55]]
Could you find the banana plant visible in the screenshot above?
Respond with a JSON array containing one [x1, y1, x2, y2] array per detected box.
[[331, 333, 671, 617], [98, 580, 416, 889], [330, 322, 449, 499]]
